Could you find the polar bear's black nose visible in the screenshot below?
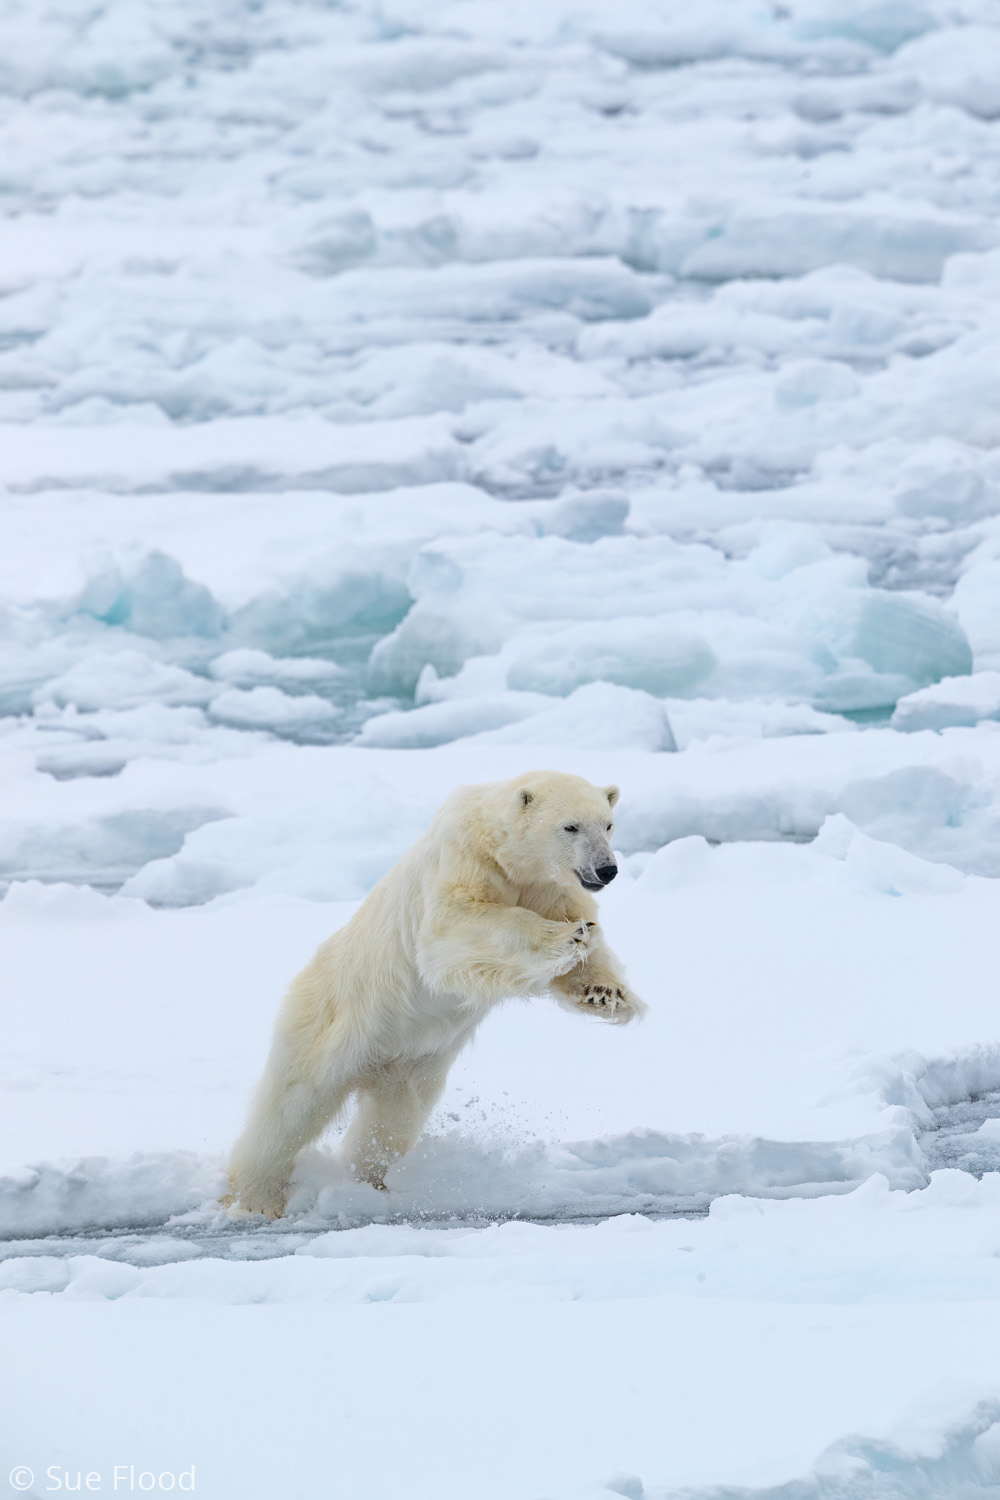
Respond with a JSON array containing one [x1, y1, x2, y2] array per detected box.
[[595, 864, 618, 886]]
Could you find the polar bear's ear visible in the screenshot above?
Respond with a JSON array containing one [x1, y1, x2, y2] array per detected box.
[[518, 787, 535, 809], [604, 785, 620, 808]]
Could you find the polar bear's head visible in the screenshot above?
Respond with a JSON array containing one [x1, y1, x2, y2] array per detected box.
[[490, 770, 620, 892]]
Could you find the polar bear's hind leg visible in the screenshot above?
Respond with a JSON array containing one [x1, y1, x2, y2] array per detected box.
[[343, 1052, 454, 1190], [226, 1070, 352, 1219]]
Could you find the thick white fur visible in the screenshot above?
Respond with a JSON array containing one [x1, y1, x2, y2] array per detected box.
[[225, 770, 644, 1218]]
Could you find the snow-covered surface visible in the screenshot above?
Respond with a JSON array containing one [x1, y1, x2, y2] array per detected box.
[[5, 0, 1000, 1496]]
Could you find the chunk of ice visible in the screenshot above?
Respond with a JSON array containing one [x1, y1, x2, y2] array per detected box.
[[892, 672, 1000, 731], [207, 686, 341, 735]]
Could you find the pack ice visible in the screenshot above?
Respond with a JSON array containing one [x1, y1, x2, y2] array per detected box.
[[5, 0, 1000, 1497]]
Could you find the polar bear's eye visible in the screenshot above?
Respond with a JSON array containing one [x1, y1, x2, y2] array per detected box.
[[606, 824, 613, 832], [564, 824, 579, 834]]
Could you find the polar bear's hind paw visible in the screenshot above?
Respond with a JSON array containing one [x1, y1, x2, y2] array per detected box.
[[224, 1181, 288, 1220]]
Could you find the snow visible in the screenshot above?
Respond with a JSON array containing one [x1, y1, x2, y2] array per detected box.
[[6, 0, 1000, 1495]]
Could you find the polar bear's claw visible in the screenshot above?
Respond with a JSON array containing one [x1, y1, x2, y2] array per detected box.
[[551, 919, 596, 975], [582, 983, 625, 1011], [558, 976, 646, 1022]]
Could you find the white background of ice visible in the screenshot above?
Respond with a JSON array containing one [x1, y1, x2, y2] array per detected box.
[[5, 0, 1000, 1496]]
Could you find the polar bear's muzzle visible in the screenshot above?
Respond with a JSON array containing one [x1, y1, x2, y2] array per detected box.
[[576, 863, 618, 891]]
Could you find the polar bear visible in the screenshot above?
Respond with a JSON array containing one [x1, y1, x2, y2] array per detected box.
[[225, 770, 644, 1218]]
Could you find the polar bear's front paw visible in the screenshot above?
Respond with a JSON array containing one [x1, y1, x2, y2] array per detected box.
[[562, 978, 645, 1023], [584, 982, 626, 1010], [550, 919, 596, 975]]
